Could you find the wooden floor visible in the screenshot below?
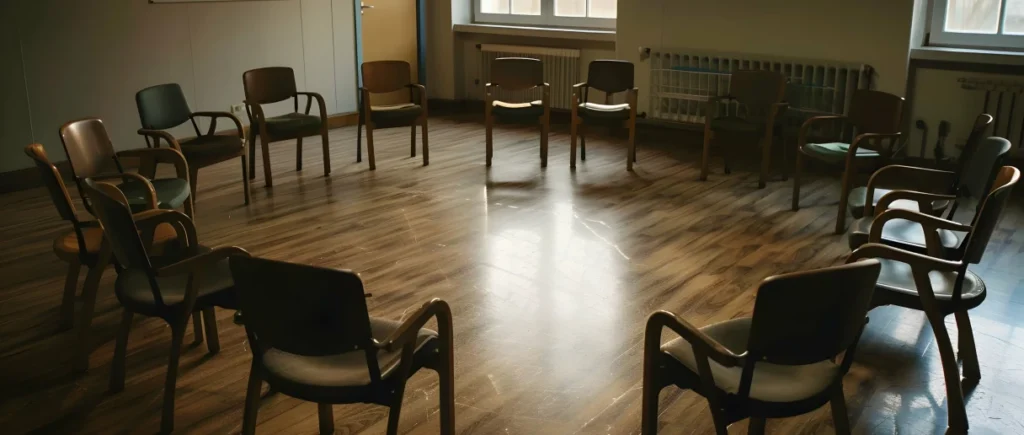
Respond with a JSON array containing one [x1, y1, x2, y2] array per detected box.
[[2, 117, 1024, 435]]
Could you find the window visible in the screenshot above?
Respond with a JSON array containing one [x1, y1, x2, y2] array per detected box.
[[931, 0, 1024, 49], [476, 0, 616, 29]]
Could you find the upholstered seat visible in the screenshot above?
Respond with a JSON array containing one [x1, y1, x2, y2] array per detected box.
[[578, 102, 631, 120], [53, 224, 180, 262], [119, 178, 191, 213], [802, 142, 880, 164], [848, 216, 965, 254], [115, 246, 237, 314], [370, 103, 423, 124], [846, 187, 920, 217], [491, 100, 544, 118], [874, 258, 986, 311], [661, 318, 839, 403], [178, 134, 244, 160], [264, 113, 323, 138]]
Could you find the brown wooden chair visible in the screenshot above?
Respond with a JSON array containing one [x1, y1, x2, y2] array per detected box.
[[24, 144, 178, 372], [136, 83, 250, 205], [792, 90, 904, 234], [571, 60, 639, 171], [243, 67, 330, 187], [229, 256, 454, 435], [700, 70, 788, 189], [847, 135, 1011, 256], [848, 166, 1020, 433], [484, 57, 550, 167], [60, 118, 194, 219], [357, 60, 429, 170], [642, 259, 881, 435], [82, 178, 246, 434]]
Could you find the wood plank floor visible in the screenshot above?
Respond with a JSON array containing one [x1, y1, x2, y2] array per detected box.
[[2, 117, 1024, 434]]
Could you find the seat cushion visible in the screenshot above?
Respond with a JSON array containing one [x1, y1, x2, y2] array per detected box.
[[803, 142, 879, 164], [369, 103, 423, 124], [578, 102, 631, 120], [119, 177, 191, 212], [491, 100, 544, 119], [661, 318, 839, 403], [264, 113, 323, 138], [261, 317, 437, 388], [53, 224, 178, 261], [875, 258, 985, 304], [115, 246, 235, 311], [179, 134, 243, 162], [847, 216, 965, 254], [847, 186, 952, 219], [709, 116, 764, 134]]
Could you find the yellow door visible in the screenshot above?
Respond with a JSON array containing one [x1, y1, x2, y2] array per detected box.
[[360, 0, 418, 105]]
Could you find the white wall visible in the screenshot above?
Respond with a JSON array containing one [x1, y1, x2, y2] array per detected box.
[[1, 0, 359, 174]]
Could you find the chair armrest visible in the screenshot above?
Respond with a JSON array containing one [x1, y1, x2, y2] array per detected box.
[[870, 207, 972, 256], [190, 111, 244, 137], [542, 83, 551, 110], [87, 173, 159, 211], [375, 298, 453, 353], [849, 242, 962, 272], [875, 190, 957, 217], [134, 209, 196, 242], [244, 100, 268, 127], [865, 165, 956, 215], [117, 147, 189, 183], [156, 246, 250, 277], [296, 91, 328, 118], [573, 82, 589, 91], [798, 115, 849, 149], [359, 88, 373, 115], [646, 310, 746, 368], [137, 129, 182, 151]]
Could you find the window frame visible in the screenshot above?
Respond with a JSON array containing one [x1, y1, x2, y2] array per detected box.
[[474, 0, 616, 30], [930, 0, 1024, 50]]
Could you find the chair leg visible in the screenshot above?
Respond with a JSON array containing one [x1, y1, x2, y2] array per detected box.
[[580, 124, 587, 161], [830, 384, 852, 435], [318, 403, 334, 435], [202, 307, 220, 354], [709, 405, 730, 435], [191, 312, 204, 345], [74, 254, 108, 373], [161, 321, 187, 434], [321, 127, 331, 176], [955, 311, 981, 380], [59, 259, 81, 331], [296, 137, 304, 171], [356, 111, 364, 163], [242, 360, 263, 435], [438, 311, 456, 435], [189, 165, 200, 205], [570, 119, 578, 169], [485, 115, 494, 167], [792, 151, 803, 211], [421, 118, 429, 166], [835, 167, 853, 234], [748, 417, 766, 435], [110, 309, 134, 392], [641, 347, 663, 435], [241, 152, 251, 206], [540, 116, 549, 168], [411, 124, 417, 158], [925, 310, 969, 432], [627, 122, 637, 172], [260, 134, 273, 188], [248, 128, 258, 180], [701, 127, 712, 181], [759, 135, 771, 189], [386, 382, 407, 435], [366, 122, 377, 171]]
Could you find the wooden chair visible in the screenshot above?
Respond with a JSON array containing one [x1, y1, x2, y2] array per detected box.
[[136, 83, 250, 205], [571, 60, 639, 171], [82, 178, 247, 434], [60, 118, 194, 219], [847, 135, 1011, 256], [848, 166, 1020, 433], [642, 259, 881, 435], [700, 70, 788, 188], [229, 256, 454, 435], [243, 67, 330, 187], [792, 90, 904, 234], [846, 113, 993, 222], [24, 144, 178, 372], [357, 60, 429, 170], [484, 57, 550, 167]]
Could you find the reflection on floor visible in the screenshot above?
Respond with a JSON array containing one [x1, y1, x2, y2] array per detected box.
[[1, 118, 1023, 434]]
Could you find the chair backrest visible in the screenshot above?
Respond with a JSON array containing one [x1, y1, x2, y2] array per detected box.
[[490, 57, 544, 90], [229, 256, 378, 364], [958, 136, 1011, 200], [963, 166, 1020, 264], [730, 70, 786, 109], [136, 83, 193, 130], [59, 118, 122, 182], [587, 60, 634, 94], [847, 90, 903, 135], [24, 144, 79, 224], [81, 178, 154, 273], [362, 60, 413, 94], [243, 67, 298, 105], [746, 259, 881, 367]]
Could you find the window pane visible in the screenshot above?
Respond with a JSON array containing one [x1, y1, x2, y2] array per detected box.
[[481, 0, 509, 14], [944, 0, 1000, 34], [1006, 0, 1024, 34], [512, 0, 540, 15], [556, 0, 586, 17], [589, 0, 616, 18]]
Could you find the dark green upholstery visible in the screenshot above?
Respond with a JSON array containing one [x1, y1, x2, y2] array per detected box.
[[369, 103, 423, 123], [136, 84, 192, 130], [179, 135, 243, 160], [803, 142, 879, 164], [847, 216, 964, 256], [119, 178, 191, 212], [263, 113, 323, 138], [578, 102, 631, 121], [492, 100, 544, 119]]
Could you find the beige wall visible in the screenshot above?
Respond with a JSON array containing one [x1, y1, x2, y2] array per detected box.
[[1, 0, 359, 174]]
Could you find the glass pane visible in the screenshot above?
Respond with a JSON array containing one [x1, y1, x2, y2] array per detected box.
[[556, 0, 586, 17], [589, 0, 616, 18], [512, 0, 540, 15], [481, 0, 509, 14], [1005, 0, 1024, 34], [944, 0, 1000, 34]]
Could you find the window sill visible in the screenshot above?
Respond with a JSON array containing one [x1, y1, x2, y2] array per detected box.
[[911, 46, 1024, 66], [453, 23, 615, 43]]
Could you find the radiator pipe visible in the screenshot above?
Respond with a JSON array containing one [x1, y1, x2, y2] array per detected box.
[[995, 92, 1004, 135]]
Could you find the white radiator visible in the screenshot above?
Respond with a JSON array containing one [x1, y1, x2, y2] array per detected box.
[[476, 44, 581, 110], [959, 77, 1024, 156], [648, 49, 873, 127]]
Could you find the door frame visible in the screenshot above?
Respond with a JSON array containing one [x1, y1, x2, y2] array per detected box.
[[353, 0, 427, 87]]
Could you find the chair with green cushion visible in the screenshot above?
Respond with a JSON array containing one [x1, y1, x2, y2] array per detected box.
[[229, 256, 455, 435], [700, 70, 788, 189], [136, 83, 249, 205], [846, 113, 993, 222], [485, 57, 550, 167], [357, 60, 429, 170], [571, 60, 639, 171], [792, 90, 904, 234], [60, 118, 194, 219], [243, 67, 331, 187], [847, 135, 1011, 256]]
